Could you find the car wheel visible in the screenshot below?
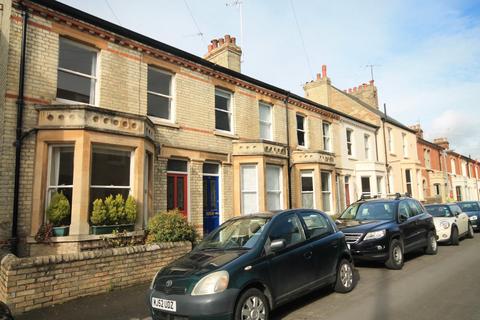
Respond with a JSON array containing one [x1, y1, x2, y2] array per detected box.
[[334, 259, 354, 293], [467, 223, 475, 239], [234, 288, 269, 320], [425, 231, 438, 254], [385, 239, 404, 270], [450, 227, 459, 246]]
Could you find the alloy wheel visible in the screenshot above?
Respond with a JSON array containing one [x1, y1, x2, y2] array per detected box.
[[241, 296, 266, 320], [340, 263, 353, 288], [430, 235, 437, 251]]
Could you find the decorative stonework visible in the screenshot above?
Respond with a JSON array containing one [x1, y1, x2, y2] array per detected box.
[[36, 105, 155, 141], [291, 150, 335, 165], [232, 140, 288, 158]]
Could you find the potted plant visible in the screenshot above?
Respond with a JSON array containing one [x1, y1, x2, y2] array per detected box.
[[90, 194, 137, 235], [46, 192, 71, 236]]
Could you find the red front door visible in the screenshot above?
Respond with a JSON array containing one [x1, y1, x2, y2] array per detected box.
[[167, 173, 188, 218]]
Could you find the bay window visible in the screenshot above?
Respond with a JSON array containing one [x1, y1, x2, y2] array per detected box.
[[266, 165, 282, 210], [90, 147, 132, 207], [47, 146, 74, 218], [241, 165, 258, 214], [321, 171, 332, 212], [301, 171, 314, 209]]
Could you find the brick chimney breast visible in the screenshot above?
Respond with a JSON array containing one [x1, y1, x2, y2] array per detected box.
[[204, 34, 242, 73]]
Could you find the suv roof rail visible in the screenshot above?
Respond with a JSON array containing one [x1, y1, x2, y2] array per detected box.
[[386, 193, 411, 200], [357, 194, 380, 202]]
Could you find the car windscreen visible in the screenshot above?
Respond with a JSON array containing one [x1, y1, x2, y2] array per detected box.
[[458, 202, 480, 212], [425, 205, 453, 217], [340, 202, 396, 221], [196, 217, 270, 250]]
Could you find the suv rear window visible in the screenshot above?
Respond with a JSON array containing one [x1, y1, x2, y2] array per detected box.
[[458, 202, 480, 212], [340, 202, 396, 221]]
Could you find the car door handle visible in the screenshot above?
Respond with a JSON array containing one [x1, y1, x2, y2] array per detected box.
[[304, 251, 312, 260]]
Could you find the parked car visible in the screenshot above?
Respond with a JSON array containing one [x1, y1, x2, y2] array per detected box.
[[425, 203, 474, 245], [336, 195, 437, 270], [457, 201, 480, 231], [148, 209, 354, 320], [0, 302, 13, 320]]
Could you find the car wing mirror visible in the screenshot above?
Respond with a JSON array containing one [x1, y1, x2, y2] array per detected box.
[[270, 239, 286, 252], [398, 213, 408, 223]]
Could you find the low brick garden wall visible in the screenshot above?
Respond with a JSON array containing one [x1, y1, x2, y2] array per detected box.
[[0, 242, 191, 314]]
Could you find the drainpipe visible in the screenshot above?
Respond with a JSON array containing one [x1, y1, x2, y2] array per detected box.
[[284, 92, 292, 208], [382, 103, 390, 193], [11, 3, 29, 255]]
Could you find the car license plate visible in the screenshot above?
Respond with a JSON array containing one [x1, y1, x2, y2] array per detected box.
[[152, 297, 176, 312]]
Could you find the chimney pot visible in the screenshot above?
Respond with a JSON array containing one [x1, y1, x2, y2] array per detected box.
[[353, 87, 357, 92], [316, 73, 321, 80], [212, 39, 219, 47], [232, 37, 236, 44], [225, 34, 231, 43], [219, 38, 225, 45], [322, 65, 327, 78], [208, 44, 213, 52], [348, 88, 352, 93], [369, 80, 374, 85]]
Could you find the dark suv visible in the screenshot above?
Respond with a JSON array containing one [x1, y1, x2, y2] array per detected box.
[[148, 209, 354, 320], [336, 195, 437, 269], [457, 201, 480, 231]]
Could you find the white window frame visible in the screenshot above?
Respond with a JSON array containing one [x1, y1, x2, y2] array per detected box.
[[90, 146, 134, 199], [300, 170, 315, 209], [240, 164, 258, 215], [259, 102, 273, 141], [364, 134, 371, 160], [376, 176, 384, 196], [266, 165, 283, 210], [322, 122, 331, 152], [405, 169, 413, 195], [388, 127, 394, 154], [425, 149, 431, 169], [321, 171, 332, 213], [56, 37, 98, 105], [451, 158, 457, 175], [361, 176, 371, 197], [45, 145, 74, 221], [346, 128, 354, 157], [296, 113, 307, 148], [215, 88, 233, 133], [402, 133, 408, 158], [147, 66, 174, 121]]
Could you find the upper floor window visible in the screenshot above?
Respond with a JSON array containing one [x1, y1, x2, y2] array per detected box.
[[259, 102, 272, 140], [296, 114, 307, 147], [364, 134, 371, 160], [388, 127, 394, 153], [322, 122, 331, 152], [462, 161, 467, 177], [147, 66, 173, 120], [346, 129, 354, 156], [57, 37, 97, 104], [451, 158, 457, 175], [424, 149, 431, 169], [215, 89, 233, 132], [402, 133, 408, 158]]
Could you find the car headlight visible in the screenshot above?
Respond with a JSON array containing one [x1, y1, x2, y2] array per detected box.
[[470, 215, 478, 221], [150, 270, 161, 290], [363, 229, 386, 241], [440, 221, 450, 229], [191, 270, 229, 296]]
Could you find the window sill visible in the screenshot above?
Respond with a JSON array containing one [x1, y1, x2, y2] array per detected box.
[[148, 117, 180, 129], [348, 157, 358, 161], [53, 98, 96, 107], [214, 130, 239, 139], [389, 152, 397, 157]]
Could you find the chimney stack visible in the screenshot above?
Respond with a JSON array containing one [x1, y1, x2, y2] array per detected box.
[[204, 34, 242, 73], [433, 137, 450, 150], [343, 80, 379, 109], [409, 124, 423, 139]]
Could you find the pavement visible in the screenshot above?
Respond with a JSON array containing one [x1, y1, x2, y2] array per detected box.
[[17, 234, 480, 320]]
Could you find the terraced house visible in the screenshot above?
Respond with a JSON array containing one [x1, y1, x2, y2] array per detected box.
[[0, 0, 388, 257]]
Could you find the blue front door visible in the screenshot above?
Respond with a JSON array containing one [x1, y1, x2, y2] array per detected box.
[[203, 176, 219, 235]]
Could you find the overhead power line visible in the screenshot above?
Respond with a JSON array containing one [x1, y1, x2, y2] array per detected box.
[[183, 0, 207, 46], [104, 0, 122, 26], [289, 0, 313, 79]]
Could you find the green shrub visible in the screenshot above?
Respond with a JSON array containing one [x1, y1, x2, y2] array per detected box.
[[125, 195, 138, 224], [91, 198, 107, 225], [90, 194, 138, 226], [47, 192, 70, 227], [146, 210, 197, 244]]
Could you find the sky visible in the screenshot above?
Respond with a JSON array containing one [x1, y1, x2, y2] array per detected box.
[[61, 0, 480, 158]]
